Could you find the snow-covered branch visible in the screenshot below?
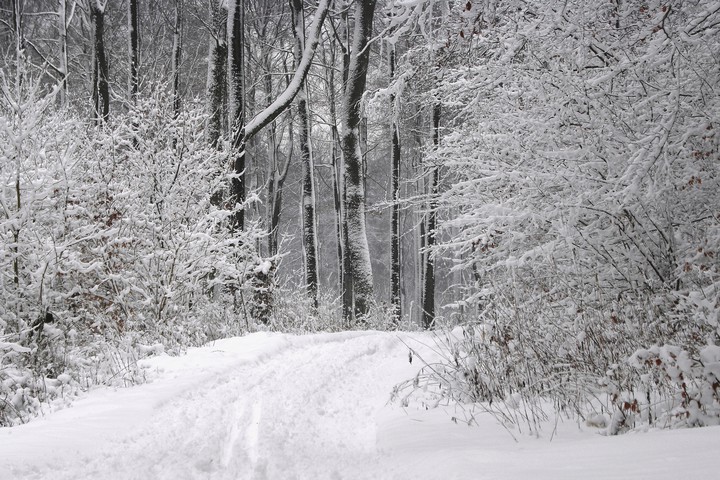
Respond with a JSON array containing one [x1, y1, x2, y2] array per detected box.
[[242, 0, 330, 142]]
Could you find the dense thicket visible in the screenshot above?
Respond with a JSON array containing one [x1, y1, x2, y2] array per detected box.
[[394, 0, 720, 433]]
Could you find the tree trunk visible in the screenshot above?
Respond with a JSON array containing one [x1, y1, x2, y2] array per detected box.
[[341, 0, 377, 319], [11, 0, 23, 288], [58, 0, 72, 107], [421, 103, 441, 329], [228, 0, 245, 232], [128, 0, 139, 99], [226, 0, 329, 239], [326, 41, 344, 297], [206, 0, 226, 149], [264, 62, 291, 257], [171, 0, 183, 117], [90, 0, 109, 124], [389, 44, 402, 323], [290, 0, 319, 308], [338, 7, 353, 325]]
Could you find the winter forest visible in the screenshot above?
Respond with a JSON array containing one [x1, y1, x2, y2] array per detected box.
[[1, 0, 720, 459]]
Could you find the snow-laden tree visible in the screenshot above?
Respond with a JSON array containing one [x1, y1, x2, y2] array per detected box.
[[341, 0, 378, 320], [289, 0, 319, 308], [0, 73, 264, 424], [415, 0, 720, 430]]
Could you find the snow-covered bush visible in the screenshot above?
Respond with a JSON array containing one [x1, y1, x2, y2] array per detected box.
[[399, 0, 720, 433], [0, 74, 267, 425]]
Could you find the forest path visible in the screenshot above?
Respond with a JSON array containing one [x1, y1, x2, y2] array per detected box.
[[0, 332, 426, 480], [1, 331, 718, 480]]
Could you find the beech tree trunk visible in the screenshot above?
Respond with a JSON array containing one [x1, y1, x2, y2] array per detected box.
[[228, 0, 245, 232], [128, 0, 139, 99], [421, 103, 441, 329], [224, 0, 329, 235], [90, 0, 109, 124], [325, 40, 344, 296], [58, 0, 73, 107], [341, 0, 377, 319], [265, 62, 291, 257], [206, 0, 226, 149], [389, 44, 402, 323], [11, 0, 23, 288], [290, 0, 319, 308], [171, 0, 183, 117]]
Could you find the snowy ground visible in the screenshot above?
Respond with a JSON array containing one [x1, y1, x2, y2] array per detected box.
[[1, 331, 717, 480]]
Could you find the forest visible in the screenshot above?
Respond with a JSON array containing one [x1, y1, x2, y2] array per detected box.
[[1, 0, 719, 437]]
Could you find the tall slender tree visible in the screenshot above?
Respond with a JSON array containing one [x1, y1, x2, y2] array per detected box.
[[341, 0, 377, 319], [90, 0, 109, 124], [389, 42, 401, 323], [128, 0, 139, 99], [171, 0, 183, 117], [57, 0, 76, 107], [228, 0, 245, 232], [421, 103, 440, 329], [206, 0, 227, 148], [290, 0, 319, 308]]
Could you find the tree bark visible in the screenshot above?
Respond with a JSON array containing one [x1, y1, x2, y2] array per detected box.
[[264, 62, 291, 257], [341, 0, 377, 319], [325, 40, 344, 298], [171, 0, 183, 117], [90, 0, 109, 124], [228, 0, 245, 232], [290, 0, 319, 308], [389, 44, 402, 323], [128, 0, 139, 99], [58, 0, 73, 107], [421, 103, 440, 329], [11, 0, 23, 288], [206, 0, 226, 149]]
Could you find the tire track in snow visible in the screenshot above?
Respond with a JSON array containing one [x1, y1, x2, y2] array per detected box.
[[6, 332, 414, 480]]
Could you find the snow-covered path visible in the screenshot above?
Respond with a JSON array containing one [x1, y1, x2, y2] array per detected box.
[[1, 331, 718, 479]]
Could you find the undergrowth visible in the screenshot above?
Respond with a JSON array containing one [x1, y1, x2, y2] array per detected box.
[[393, 287, 720, 436]]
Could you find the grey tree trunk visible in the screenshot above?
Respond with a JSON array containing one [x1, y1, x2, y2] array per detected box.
[[421, 103, 441, 329], [341, 0, 377, 319], [389, 44, 401, 323], [290, 0, 319, 308], [58, 0, 74, 107], [128, 0, 139, 99], [325, 40, 344, 297], [264, 63, 291, 258], [170, 0, 183, 117], [90, 0, 109, 124], [206, 0, 226, 149], [226, 0, 329, 240], [11, 0, 23, 288], [228, 0, 245, 232]]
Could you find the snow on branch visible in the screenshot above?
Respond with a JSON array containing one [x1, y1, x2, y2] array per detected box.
[[242, 0, 330, 142]]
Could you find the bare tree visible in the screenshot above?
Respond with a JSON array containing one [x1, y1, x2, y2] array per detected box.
[[228, 0, 245, 232], [389, 42, 401, 323], [341, 0, 377, 319], [289, 0, 319, 307], [206, 0, 227, 148], [171, 0, 183, 117], [89, 0, 109, 123], [57, 0, 76, 107], [128, 0, 139, 99], [421, 103, 440, 329]]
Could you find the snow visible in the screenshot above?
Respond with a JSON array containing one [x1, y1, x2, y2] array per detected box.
[[254, 260, 273, 275], [1, 331, 718, 479]]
